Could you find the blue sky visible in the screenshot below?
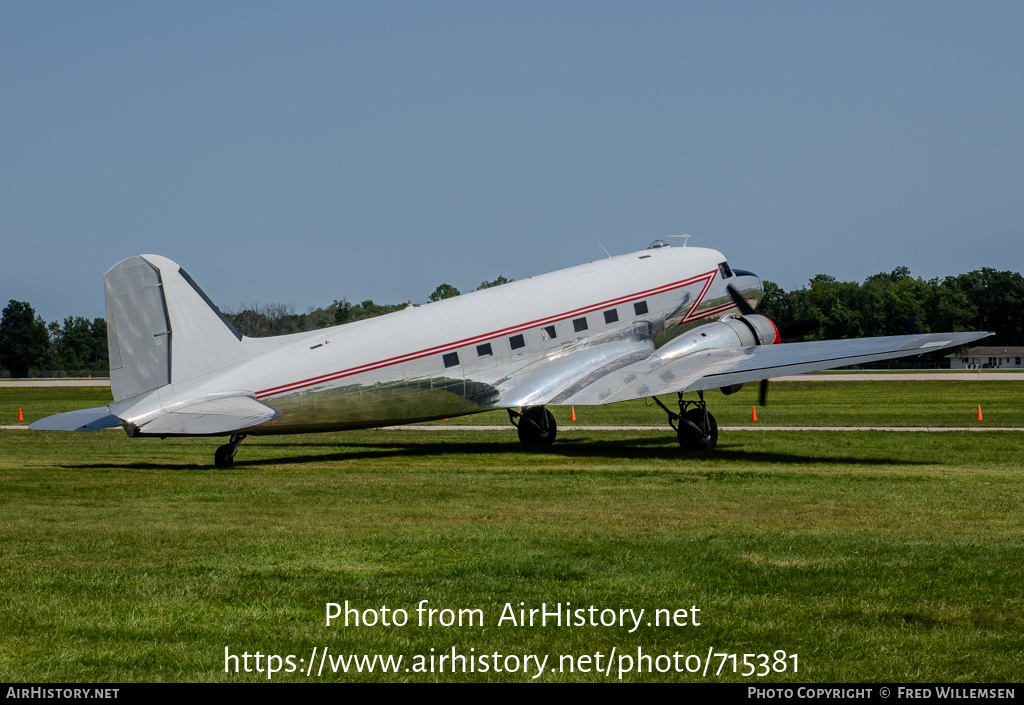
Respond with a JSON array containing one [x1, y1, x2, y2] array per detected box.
[[2, 1, 1021, 322]]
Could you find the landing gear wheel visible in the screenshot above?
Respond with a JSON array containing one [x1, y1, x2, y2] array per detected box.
[[214, 433, 247, 468], [517, 406, 557, 446], [677, 409, 717, 451], [214, 444, 236, 468]]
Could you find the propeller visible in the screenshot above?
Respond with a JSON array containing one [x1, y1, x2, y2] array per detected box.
[[725, 283, 821, 405], [726, 283, 756, 317], [726, 282, 817, 339], [727, 283, 770, 405]]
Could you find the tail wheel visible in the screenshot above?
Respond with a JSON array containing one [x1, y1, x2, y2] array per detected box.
[[517, 406, 557, 446], [677, 409, 717, 451]]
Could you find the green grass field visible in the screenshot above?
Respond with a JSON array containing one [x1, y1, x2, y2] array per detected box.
[[1, 382, 1023, 682]]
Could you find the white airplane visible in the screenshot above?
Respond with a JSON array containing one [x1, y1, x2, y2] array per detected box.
[[32, 241, 989, 466]]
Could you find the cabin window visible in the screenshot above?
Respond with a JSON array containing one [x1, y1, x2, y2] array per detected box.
[[604, 309, 618, 324], [542, 325, 557, 340], [634, 300, 648, 315], [509, 334, 525, 350], [442, 351, 460, 368], [719, 261, 734, 279], [476, 343, 493, 357], [573, 317, 588, 333]]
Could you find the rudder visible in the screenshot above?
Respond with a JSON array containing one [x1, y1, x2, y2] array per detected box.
[[105, 255, 246, 402]]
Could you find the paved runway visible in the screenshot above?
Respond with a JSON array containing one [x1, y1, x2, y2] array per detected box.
[[3, 371, 1020, 431], [387, 425, 1022, 432], [773, 372, 1024, 381], [0, 379, 110, 386], [6, 424, 1020, 432], [3, 371, 1023, 387]]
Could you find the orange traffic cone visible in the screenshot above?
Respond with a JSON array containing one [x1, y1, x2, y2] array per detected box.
[[570, 406, 576, 422], [751, 406, 758, 422], [18, 408, 23, 422], [977, 405, 983, 421]]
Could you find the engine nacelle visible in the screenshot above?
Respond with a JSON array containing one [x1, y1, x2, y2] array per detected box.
[[655, 314, 781, 363], [719, 313, 780, 347]]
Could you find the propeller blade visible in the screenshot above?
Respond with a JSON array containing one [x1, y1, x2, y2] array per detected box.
[[726, 281, 769, 404], [726, 283, 756, 317]]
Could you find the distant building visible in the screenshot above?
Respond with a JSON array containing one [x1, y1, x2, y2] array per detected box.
[[947, 346, 1024, 369]]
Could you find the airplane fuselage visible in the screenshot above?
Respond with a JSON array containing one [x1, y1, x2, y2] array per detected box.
[[126, 245, 760, 435]]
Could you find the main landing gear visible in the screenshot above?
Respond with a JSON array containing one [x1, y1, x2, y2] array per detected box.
[[214, 433, 247, 468], [509, 406, 557, 446], [652, 391, 718, 451]]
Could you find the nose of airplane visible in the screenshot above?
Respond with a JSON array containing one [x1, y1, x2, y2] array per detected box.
[[731, 269, 764, 309]]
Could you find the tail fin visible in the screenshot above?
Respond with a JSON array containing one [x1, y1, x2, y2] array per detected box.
[[105, 255, 246, 402]]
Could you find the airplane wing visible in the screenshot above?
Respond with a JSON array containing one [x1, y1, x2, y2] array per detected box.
[[549, 330, 990, 406]]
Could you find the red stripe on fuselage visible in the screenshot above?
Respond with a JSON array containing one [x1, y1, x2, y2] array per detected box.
[[679, 273, 718, 323], [256, 269, 721, 399]]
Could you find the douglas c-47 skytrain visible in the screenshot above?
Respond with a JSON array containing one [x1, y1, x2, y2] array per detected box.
[[32, 240, 989, 466]]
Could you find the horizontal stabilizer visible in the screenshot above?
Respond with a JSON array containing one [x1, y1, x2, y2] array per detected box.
[[135, 393, 280, 436], [30, 408, 124, 432]]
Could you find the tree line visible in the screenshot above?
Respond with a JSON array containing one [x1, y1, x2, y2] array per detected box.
[[1, 268, 1019, 377], [0, 276, 511, 376], [0, 301, 108, 377], [758, 267, 1024, 347]]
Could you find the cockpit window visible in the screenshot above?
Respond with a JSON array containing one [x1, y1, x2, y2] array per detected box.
[[719, 262, 734, 279]]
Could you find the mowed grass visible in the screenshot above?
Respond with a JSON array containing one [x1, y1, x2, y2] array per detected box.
[[2, 401, 1024, 682]]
